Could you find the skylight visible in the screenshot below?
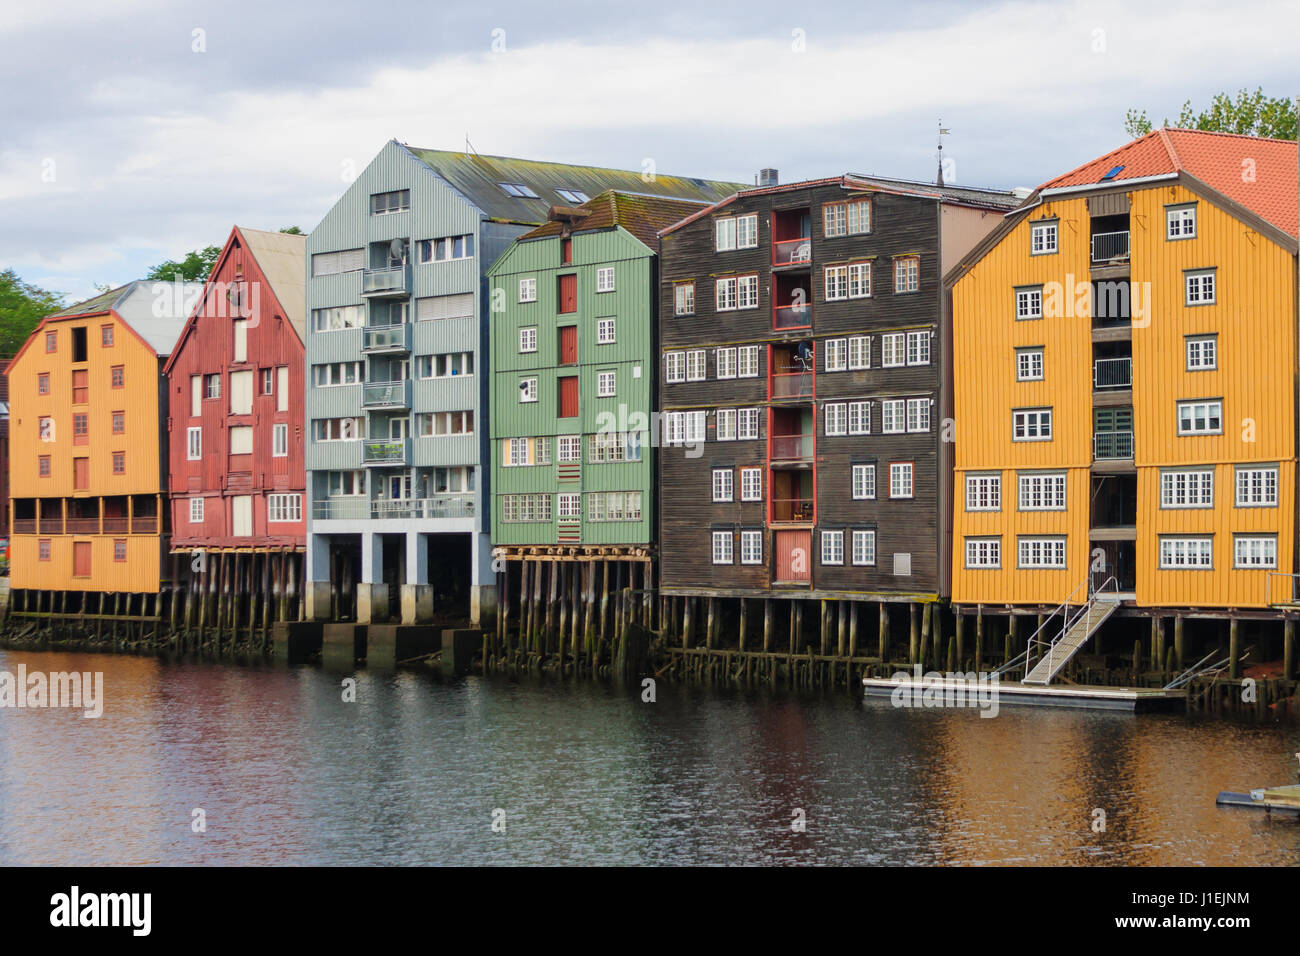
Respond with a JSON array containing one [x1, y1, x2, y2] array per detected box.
[[499, 182, 540, 198], [1099, 165, 1124, 182], [556, 188, 590, 204]]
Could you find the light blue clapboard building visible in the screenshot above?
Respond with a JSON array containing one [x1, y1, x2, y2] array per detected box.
[[304, 141, 739, 624]]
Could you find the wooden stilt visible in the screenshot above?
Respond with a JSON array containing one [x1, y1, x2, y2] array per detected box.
[[1229, 617, 1240, 680], [908, 603, 919, 664], [1174, 614, 1185, 671], [848, 601, 858, 658], [878, 602, 888, 662], [763, 599, 773, 653], [739, 598, 748, 653], [1284, 617, 1295, 681]]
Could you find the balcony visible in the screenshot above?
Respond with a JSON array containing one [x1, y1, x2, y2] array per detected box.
[[1094, 357, 1132, 389], [771, 497, 815, 523], [101, 516, 129, 533], [1091, 230, 1130, 264], [772, 237, 812, 267], [770, 370, 814, 399], [66, 516, 99, 533], [361, 263, 411, 297], [362, 379, 412, 408], [12, 519, 36, 534], [362, 322, 411, 353], [363, 438, 410, 466], [370, 494, 475, 520], [773, 303, 811, 330], [313, 498, 369, 520], [1094, 430, 1134, 461], [770, 434, 814, 461], [132, 516, 158, 534], [773, 273, 812, 330]]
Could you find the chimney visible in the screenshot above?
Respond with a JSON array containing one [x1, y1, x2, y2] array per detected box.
[[757, 168, 779, 187]]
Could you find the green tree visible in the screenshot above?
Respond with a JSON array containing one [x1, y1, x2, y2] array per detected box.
[[0, 269, 66, 356], [1125, 88, 1297, 140], [279, 226, 303, 235], [145, 245, 222, 282]]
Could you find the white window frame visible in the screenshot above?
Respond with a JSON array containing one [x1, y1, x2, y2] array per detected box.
[[674, 282, 695, 316], [851, 464, 876, 500], [597, 318, 616, 344], [189, 497, 204, 523], [596, 266, 615, 293], [1159, 469, 1214, 509], [1017, 536, 1067, 569], [272, 423, 288, 458], [881, 333, 906, 368], [824, 338, 847, 371], [893, 256, 919, 293], [965, 537, 1001, 569], [847, 335, 870, 370], [267, 493, 303, 523], [740, 467, 762, 502], [1185, 270, 1216, 305], [518, 277, 537, 302], [738, 408, 760, 440], [1030, 220, 1058, 255], [889, 462, 914, 499], [1234, 535, 1277, 569], [966, 473, 1001, 511], [906, 398, 931, 433], [1159, 536, 1214, 569], [597, 370, 616, 398], [716, 408, 737, 442], [851, 529, 876, 567], [715, 347, 737, 379], [519, 327, 538, 353], [665, 351, 685, 383], [1176, 400, 1222, 436], [881, 400, 905, 434], [712, 530, 734, 564], [1013, 408, 1053, 442], [686, 350, 707, 382], [824, 402, 847, 436], [738, 346, 761, 378], [847, 401, 871, 436], [1235, 466, 1279, 507], [740, 530, 763, 565], [1015, 286, 1043, 320], [1186, 335, 1217, 370], [520, 377, 538, 403], [1167, 204, 1196, 240], [820, 529, 844, 566], [1017, 348, 1044, 381], [186, 426, 201, 461], [1018, 472, 1067, 511], [712, 468, 734, 503], [906, 331, 931, 366]]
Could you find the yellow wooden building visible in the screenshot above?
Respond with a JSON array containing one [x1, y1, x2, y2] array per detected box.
[[7, 281, 201, 596], [948, 129, 1298, 613]]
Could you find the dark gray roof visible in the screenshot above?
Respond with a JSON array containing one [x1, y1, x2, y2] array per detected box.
[[846, 173, 1025, 211]]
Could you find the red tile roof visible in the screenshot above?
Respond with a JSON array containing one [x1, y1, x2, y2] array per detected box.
[[1039, 128, 1297, 237]]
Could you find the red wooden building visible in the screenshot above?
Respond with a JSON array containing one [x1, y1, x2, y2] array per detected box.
[[164, 227, 307, 556]]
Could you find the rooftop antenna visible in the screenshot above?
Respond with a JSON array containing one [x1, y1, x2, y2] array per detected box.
[[936, 121, 951, 186], [465, 133, 479, 158]]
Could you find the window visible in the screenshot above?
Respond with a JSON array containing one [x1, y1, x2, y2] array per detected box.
[[966, 474, 1001, 511], [327, 471, 366, 496], [1234, 535, 1277, 569], [186, 426, 202, 460], [712, 531, 734, 564], [72, 369, 88, 404], [824, 266, 848, 301], [313, 362, 363, 386], [845, 262, 872, 300], [738, 408, 760, 440], [1013, 408, 1053, 441], [1160, 469, 1214, 508], [45, 330, 57, 353], [418, 410, 474, 436], [418, 235, 474, 263], [822, 198, 870, 237], [686, 350, 707, 381], [674, 283, 695, 316], [311, 304, 365, 331], [881, 400, 905, 434], [557, 494, 581, 519], [555, 188, 589, 204], [597, 370, 616, 397], [852, 464, 876, 500], [715, 347, 737, 379], [741, 468, 762, 501], [715, 275, 759, 311], [1167, 204, 1196, 240], [232, 318, 248, 363], [1159, 536, 1213, 569], [587, 491, 642, 522], [821, 530, 844, 565], [273, 423, 288, 457], [112, 451, 125, 474], [716, 408, 737, 441], [73, 412, 88, 445], [262, 368, 274, 395], [1018, 473, 1066, 510], [39, 456, 51, 477], [715, 214, 758, 251], [1235, 466, 1279, 507], [189, 497, 205, 523], [851, 530, 876, 566], [111, 365, 124, 388], [519, 377, 538, 403], [881, 333, 906, 368], [498, 182, 540, 198], [1017, 348, 1044, 381], [204, 373, 220, 399], [37, 372, 49, 395], [847, 335, 868, 369], [1016, 286, 1043, 320], [848, 401, 871, 435], [519, 277, 537, 303], [1030, 220, 1058, 255], [741, 530, 763, 565], [38, 416, 53, 442], [312, 417, 364, 441], [824, 402, 847, 436], [906, 398, 930, 433], [501, 494, 553, 523], [663, 411, 707, 446], [906, 332, 930, 366], [370, 189, 410, 214], [267, 494, 303, 523], [890, 462, 914, 499], [505, 437, 544, 467], [39, 539, 51, 561], [893, 256, 919, 293], [965, 537, 1001, 568], [587, 432, 641, 463], [1018, 537, 1066, 569], [310, 249, 364, 277], [597, 318, 616, 344], [824, 338, 846, 371], [1177, 400, 1222, 435], [1185, 270, 1216, 305], [712, 468, 733, 502], [519, 328, 537, 353], [112, 410, 124, 434], [113, 539, 127, 562], [596, 267, 615, 293], [1186, 335, 1217, 370], [101, 324, 114, 347], [738, 346, 761, 377], [664, 352, 685, 383]]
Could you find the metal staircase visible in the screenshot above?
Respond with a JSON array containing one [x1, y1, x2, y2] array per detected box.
[[1021, 577, 1120, 686]]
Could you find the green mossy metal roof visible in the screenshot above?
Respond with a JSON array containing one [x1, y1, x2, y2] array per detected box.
[[517, 190, 710, 246], [401, 144, 745, 224], [50, 283, 133, 317]]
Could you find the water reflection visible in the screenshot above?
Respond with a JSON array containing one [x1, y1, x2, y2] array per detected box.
[[0, 650, 1296, 865]]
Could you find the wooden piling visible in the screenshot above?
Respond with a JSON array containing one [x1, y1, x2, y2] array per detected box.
[[1229, 617, 1240, 680], [1284, 617, 1295, 681], [763, 599, 773, 653], [1175, 614, 1185, 671], [878, 602, 889, 663]]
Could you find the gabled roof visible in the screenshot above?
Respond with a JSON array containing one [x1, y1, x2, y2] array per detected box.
[[239, 226, 307, 339], [517, 190, 711, 247], [399, 144, 746, 224], [50, 280, 202, 355], [1039, 128, 1297, 236], [660, 173, 1022, 237]]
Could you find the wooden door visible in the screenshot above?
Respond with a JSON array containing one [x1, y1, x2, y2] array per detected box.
[[558, 376, 579, 419], [73, 457, 89, 490], [559, 325, 577, 365], [774, 530, 811, 583], [231, 495, 253, 536], [229, 370, 254, 415], [73, 541, 92, 578], [558, 274, 577, 314]]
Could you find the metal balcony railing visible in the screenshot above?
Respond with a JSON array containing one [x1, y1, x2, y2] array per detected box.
[[772, 237, 812, 267], [362, 379, 411, 408], [773, 303, 812, 329], [370, 495, 475, 520], [1091, 231, 1130, 264], [312, 498, 369, 520], [362, 322, 411, 352], [363, 438, 410, 465], [770, 435, 814, 460], [770, 370, 814, 399], [361, 263, 411, 296], [1093, 430, 1134, 461], [1094, 357, 1132, 389], [771, 498, 815, 522]]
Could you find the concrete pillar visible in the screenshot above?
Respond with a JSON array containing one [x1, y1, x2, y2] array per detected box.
[[304, 533, 333, 621], [357, 532, 387, 624], [401, 532, 433, 624], [469, 531, 498, 627]]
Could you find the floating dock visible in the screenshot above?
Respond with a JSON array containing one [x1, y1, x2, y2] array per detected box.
[[1216, 785, 1300, 814], [862, 675, 1187, 712]]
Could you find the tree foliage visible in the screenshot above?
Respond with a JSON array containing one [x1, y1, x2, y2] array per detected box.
[[1126, 88, 1297, 140], [0, 269, 66, 357], [145, 245, 222, 282]]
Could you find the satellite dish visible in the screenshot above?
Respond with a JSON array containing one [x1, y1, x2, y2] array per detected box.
[[795, 340, 814, 368], [390, 238, 406, 261]]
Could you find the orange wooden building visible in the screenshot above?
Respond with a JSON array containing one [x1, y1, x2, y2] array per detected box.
[[7, 280, 201, 598]]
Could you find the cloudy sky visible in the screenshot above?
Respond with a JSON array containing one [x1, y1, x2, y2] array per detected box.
[[2, 0, 1297, 303]]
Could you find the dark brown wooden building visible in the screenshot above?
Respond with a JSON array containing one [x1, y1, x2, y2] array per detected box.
[[656, 174, 1021, 624]]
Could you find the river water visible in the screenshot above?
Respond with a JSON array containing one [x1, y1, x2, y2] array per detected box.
[[0, 649, 1297, 865]]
